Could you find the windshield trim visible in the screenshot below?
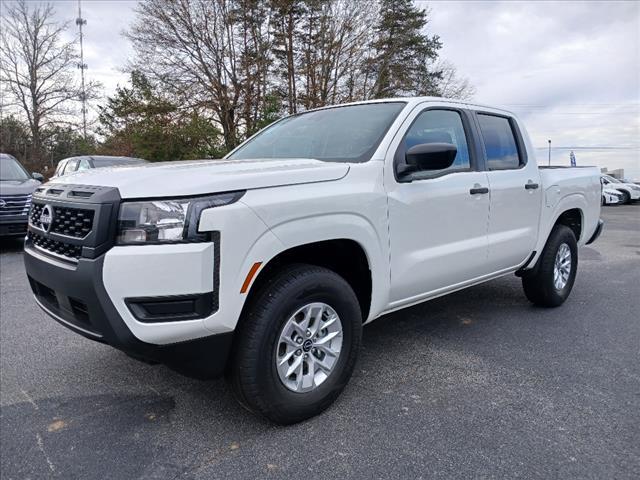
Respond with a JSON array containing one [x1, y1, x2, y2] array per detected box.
[[226, 101, 408, 164]]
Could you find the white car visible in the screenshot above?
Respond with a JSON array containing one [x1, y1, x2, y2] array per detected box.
[[602, 187, 624, 205], [601, 175, 640, 204], [24, 97, 603, 424]]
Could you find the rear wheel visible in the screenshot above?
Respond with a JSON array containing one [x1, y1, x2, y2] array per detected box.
[[522, 225, 577, 307], [229, 264, 362, 424]]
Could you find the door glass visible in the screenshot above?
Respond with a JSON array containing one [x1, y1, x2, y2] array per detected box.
[[63, 159, 79, 174], [400, 109, 471, 177], [477, 114, 521, 170], [55, 161, 65, 176], [77, 159, 91, 171]]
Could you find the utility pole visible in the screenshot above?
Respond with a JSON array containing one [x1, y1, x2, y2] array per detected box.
[[76, 0, 88, 141], [547, 139, 551, 166]]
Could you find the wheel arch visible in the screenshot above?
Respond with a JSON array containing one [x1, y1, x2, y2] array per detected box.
[[241, 239, 374, 323], [523, 202, 586, 275], [554, 208, 583, 242]]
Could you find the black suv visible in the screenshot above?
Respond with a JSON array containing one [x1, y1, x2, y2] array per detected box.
[[0, 153, 43, 237]]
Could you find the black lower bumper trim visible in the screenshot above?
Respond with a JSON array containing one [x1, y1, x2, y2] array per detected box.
[[126, 292, 215, 323], [0, 220, 28, 236], [586, 219, 604, 245], [24, 246, 233, 379]]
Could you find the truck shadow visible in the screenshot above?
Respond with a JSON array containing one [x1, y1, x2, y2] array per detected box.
[[0, 275, 536, 479], [0, 236, 24, 254]]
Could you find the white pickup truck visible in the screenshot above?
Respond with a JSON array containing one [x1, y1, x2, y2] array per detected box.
[[24, 98, 603, 424]]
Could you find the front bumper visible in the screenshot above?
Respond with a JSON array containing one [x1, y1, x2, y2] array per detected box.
[[0, 214, 28, 236], [24, 243, 234, 379]]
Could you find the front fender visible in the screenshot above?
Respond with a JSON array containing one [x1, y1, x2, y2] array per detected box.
[[264, 212, 389, 322]]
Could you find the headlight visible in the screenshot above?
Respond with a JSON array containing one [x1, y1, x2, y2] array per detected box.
[[116, 191, 244, 244]]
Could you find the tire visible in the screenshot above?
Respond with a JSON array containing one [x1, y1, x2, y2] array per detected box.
[[619, 190, 631, 204], [601, 195, 606, 206], [522, 225, 578, 307], [229, 264, 362, 424]]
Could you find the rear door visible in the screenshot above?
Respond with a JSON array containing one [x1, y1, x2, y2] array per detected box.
[[475, 112, 542, 271], [385, 105, 491, 304]]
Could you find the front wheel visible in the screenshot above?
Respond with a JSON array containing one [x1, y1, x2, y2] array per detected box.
[[229, 264, 362, 424], [619, 190, 631, 204], [522, 225, 578, 307]]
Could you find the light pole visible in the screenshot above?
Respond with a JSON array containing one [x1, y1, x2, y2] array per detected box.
[[548, 139, 551, 166]]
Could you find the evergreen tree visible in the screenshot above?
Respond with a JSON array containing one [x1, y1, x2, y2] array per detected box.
[[98, 72, 225, 161], [368, 0, 442, 98]]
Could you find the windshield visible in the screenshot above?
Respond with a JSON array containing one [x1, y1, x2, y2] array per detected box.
[[604, 175, 621, 183], [0, 155, 30, 181], [228, 102, 406, 163]]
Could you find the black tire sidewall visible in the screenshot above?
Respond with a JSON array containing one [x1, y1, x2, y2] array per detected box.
[[238, 266, 362, 422], [621, 191, 631, 204], [541, 226, 578, 304]]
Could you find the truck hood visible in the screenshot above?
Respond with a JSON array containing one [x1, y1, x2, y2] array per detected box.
[[47, 158, 350, 198]]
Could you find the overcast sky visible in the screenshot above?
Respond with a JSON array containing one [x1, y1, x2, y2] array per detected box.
[[32, 0, 640, 179]]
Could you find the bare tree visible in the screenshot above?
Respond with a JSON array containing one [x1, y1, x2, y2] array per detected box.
[[124, 0, 476, 153], [0, 0, 95, 166], [127, 0, 273, 150], [297, 0, 377, 109], [270, 0, 302, 114], [434, 60, 476, 100]]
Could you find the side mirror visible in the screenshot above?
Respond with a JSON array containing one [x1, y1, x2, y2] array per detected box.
[[32, 172, 44, 182], [405, 143, 457, 172]]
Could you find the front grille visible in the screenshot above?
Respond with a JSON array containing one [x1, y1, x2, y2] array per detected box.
[[30, 202, 94, 238], [0, 194, 31, 216], [27, 230, 82, 260], [27, 184, 120, 261]]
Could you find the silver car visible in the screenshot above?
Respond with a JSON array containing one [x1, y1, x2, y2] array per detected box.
[[53, 155, 148, 178]]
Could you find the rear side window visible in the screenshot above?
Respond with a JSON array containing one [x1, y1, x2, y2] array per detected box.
[[477, 114, 522, 170]]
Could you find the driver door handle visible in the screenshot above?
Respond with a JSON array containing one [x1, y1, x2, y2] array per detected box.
[[525, 182, 539, 190], [469, 186, 489, 195]]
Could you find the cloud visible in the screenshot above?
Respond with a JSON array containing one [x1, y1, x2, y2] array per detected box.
[[51, 1, 137, 94], [424, 0, 640, 178], [7, 1, 640, 178]]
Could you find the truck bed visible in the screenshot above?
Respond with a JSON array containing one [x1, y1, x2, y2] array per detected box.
[[538, 165, 601, 247]]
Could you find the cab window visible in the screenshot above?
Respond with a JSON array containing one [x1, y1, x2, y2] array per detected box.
[[397, 109, 471, 179], [477, 114, 522, 170]]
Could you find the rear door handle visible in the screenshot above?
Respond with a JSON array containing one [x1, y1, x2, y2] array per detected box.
[[525, 182, 539, 190], [469, 187, 489, 195]]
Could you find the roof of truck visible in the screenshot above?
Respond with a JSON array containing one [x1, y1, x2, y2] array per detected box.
[[302, 96, 516, 117]]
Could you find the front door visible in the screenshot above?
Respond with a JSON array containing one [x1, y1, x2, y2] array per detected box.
[[386, 107, 491, 305]]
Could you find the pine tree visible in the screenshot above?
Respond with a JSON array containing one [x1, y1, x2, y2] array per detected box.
[[368, 0, 442, 99]]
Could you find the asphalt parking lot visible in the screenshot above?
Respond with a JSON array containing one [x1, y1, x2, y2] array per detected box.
[[1, 205, 639, 479]]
